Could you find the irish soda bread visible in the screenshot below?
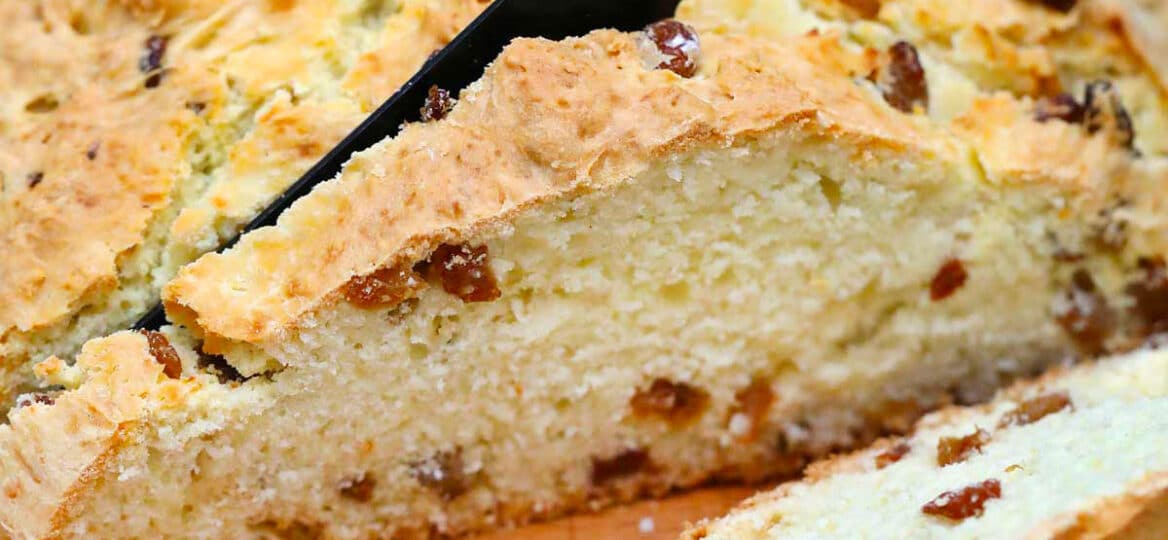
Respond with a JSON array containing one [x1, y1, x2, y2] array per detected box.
[[683, 347, 1168, 540], [0, 0, 486, 404], [5, 0, 1168, 538]]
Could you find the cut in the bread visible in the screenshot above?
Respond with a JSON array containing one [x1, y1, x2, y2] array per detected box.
[[0, 0, 485, 404], [683, 347, 1168, 540], [5, 2, 1168, 539]]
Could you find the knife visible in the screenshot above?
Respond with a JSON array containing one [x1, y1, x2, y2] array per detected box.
[[134, 0, 682, 330]]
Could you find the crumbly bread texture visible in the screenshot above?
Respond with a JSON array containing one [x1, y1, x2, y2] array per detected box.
[[6, 1, 1168, 538], [683, 347, 1168, 540], [0, 0, 486, 403]]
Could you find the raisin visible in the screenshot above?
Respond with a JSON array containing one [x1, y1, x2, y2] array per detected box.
[[936, 428, 990, 466], [728, 378, 775, 442], [186, 101, 207, 114], [839, 0, 882, 19], [644, 19, 701, 78], [426, 243, 501, 303], [139, 35, 168, 88], [338, 473, 376, 503], [1083, 80, 1136, 151], [1125, 256, 1168, 337], [998, 392, 1072, 427], [141, 330, 182, 379], [1023, 0, 1077, 12], [630, 379, 710, 427], [929, 258, 968, 301], [13, 392, 55, 409], [85, 142, 100, 160], [342, 264, 424, 309], [591, 448, 653, 485], [877, 41, 928, 114], [197, 353, 248, 384], [1054, 269, 1116, 355], [410, 450, 469, 501], [875, 441, 911, 469], [1035, 93, 1084, 124], [922, 479, 1002, 521], [419, 85, 454, 122], [26, 171, 43, 189], [24, 94, 59, 114]]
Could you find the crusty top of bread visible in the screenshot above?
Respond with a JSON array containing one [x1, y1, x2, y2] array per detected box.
[[0, 0, 483, 359], [684, 347, 1168, 539], [163, 19, 1152, 349]]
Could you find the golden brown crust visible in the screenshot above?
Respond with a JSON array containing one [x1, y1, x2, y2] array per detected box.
[[0, 333, 166, 539], [163, 29, 967, 346]]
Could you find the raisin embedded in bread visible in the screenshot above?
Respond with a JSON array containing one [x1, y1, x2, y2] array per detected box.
[[0, 0, 487, 406], [684, 347, 1168, 539], [3, 1, 1168, 538]]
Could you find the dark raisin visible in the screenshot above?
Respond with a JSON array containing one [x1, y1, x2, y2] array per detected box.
[[419, 85, 454, 122], [141, 330, 182, 379], [929, 258, 968, 301], [85, 142, 100, 160], [1023, 0, 1077, 13], [342, 264, 424, 309], [645, 19, 701, 78], [1035, 93, 1084, 124], [1054, 269, 1116, 355], [13, 392, 55, 409], [630, 378, 710, 427], [591, 448, 653, 485], [186, 101, 207, 114], [410, 450, 469, 501], [877, 41, 928, 114], [338, 473, 376, 502], [197, 353, 248, 384], [728, 378, 775, 442], [875, 441, 911, 469], [922, 479, 1002, 521], [1125, 256, 1168, 337], [426, 243, 501, 303], [26, 171, 43, 189], [937, 428, 990, 466], [139, 35, 168, 88], [1083, 80, 1136, 151], [998, 392, 1072, 427]]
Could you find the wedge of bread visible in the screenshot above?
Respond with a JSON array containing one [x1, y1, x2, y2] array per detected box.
[[0, 0, 485, 404], [4, 1, 1168, 538], [683, 347, 1168, 540]]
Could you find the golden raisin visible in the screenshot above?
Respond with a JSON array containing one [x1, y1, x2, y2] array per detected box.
[[875, 441, 911, 469], [937, 428, 990, 466], [342, 264, 424, 309], [338, 473, 376, 503], [141, 330, 182, 379], [1054, 269, 1116, 355], [410, 450, 469, 501], [644, 19, 701, 78], [1125, 256, 1168, 337], [921, 479, 1001, 521], [877, 41, 928, 114], [420, 85, 454, 122], [591, 448, 653, 485], [630, 379, 710, 427], [426, 243, 501, 303], [728, 378, 774, 442], [998, 392, 1072, 428], [930, 258, 967, 301]]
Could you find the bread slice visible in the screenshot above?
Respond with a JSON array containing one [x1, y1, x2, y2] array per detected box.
[[683, 347, 1168, 540], [5, 4, 1168, 539], [0, 0, 485, 403]]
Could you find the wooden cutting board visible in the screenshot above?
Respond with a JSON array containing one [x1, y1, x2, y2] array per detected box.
[[476, 484, 771, 540]]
